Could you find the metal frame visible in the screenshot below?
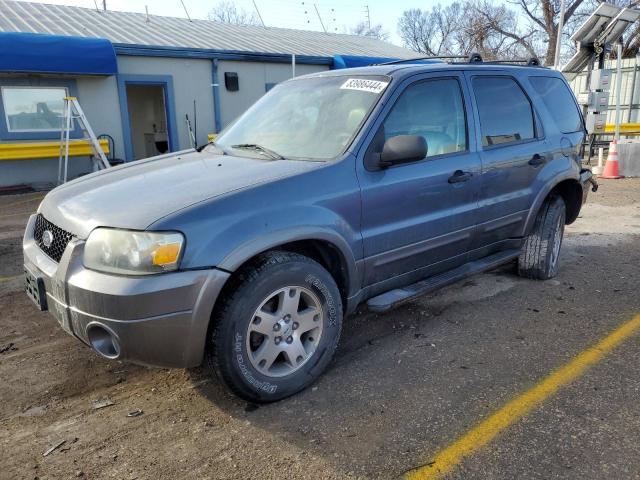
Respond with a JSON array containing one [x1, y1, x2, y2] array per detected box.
[[116, 74, 179, 162]]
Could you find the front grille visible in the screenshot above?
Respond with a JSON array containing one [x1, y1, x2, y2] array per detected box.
[[34, 214, 74, 263]]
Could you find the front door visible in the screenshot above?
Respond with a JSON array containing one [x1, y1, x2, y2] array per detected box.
[[357, 74, 481, 287], [125, 83, 170, 160]]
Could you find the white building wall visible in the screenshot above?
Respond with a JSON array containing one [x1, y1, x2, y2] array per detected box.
[[117, 56, 216, 149], [218, 60, 328, 127]]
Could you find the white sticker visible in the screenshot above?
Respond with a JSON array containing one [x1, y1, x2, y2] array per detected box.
[[340, 78, 389, 94]]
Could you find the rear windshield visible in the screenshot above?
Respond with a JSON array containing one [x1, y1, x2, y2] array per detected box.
[[213, 75, 390, 160], [529, 76, 583, 134]]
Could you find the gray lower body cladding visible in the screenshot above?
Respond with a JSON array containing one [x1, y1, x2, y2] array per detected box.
[[22, 215, 230, 368]]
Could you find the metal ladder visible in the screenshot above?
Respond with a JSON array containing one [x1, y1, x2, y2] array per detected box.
[[58, 96, 111, 184]]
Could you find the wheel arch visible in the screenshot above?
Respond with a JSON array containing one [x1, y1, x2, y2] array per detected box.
[[523, 177, 583, 235], [216, 230, 361, 312]]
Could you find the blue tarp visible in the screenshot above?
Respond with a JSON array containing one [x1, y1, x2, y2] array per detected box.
[[332, 55, 444, 69], [333, 55, 398, 69], [0, 32, 117, 75]]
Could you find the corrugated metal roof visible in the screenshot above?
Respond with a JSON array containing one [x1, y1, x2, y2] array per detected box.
[[0, 0, 412, 58]]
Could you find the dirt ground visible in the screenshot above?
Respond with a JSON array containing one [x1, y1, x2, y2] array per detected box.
[[1, 179, 639, 480]]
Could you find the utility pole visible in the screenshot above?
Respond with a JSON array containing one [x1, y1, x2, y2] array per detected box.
[[180, 0, 192, 22], [554, 0, 566, 69], [314, 4, 327, 33], [252, 0, 266, 27]]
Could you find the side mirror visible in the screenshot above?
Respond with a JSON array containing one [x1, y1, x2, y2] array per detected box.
[[376, 135, 427, 169]]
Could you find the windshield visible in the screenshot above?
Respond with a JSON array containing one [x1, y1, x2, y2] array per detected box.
[[212, 75, 390, 160]]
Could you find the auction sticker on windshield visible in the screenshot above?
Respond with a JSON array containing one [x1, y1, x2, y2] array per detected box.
[[340, 78, 389, 94]]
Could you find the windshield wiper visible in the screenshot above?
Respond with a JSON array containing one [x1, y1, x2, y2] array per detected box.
[[230, 143, 285, 160], [197, 141, 227, 154]]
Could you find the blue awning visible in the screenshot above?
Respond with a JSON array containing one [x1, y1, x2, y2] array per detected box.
[[333, 55, 398, 69], [0, 32, 117, 76]]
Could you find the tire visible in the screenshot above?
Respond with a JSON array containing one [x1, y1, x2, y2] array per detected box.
[[206, 251, 343, 403], [518, 195, 566, 280]]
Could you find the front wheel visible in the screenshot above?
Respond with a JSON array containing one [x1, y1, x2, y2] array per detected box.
[[206, 251, 343, 402], [518, 195, 566, 280]]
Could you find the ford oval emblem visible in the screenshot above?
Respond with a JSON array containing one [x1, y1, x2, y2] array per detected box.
[[42, 230, 54, 248]]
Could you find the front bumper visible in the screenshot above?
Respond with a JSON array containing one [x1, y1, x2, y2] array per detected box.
[[23, 215, 230, 368]]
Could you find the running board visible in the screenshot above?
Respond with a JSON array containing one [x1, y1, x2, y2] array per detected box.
[[366, 249, 521, 312]]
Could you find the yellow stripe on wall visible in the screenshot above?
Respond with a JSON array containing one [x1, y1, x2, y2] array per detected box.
[[0, 139, 110, 161]]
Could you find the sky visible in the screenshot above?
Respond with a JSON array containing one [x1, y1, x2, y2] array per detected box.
[[18, 0, 441, 44]]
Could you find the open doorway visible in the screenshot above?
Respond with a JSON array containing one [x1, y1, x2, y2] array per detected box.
[[125, 84, 169, 160]]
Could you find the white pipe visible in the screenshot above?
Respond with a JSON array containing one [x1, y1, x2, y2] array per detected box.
[[615, 42, 623, 141], [292, 53, 296, 78]]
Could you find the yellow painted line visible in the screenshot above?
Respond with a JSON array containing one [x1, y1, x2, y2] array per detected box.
[[0, 275, 20, 283], [406, 314, 640, 480], [604, 123, 640, 133], [0, 139, 109, 161]]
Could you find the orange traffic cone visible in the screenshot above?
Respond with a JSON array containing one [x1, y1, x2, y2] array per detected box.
[[600, 140, 623, 179]]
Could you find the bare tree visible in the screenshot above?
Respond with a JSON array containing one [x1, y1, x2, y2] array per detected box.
[[397, 4, 462, 55], [507, 0, 591, 65], [398, 2, 535, 60], [459, 1, 538, 60], [209, 1, 260, 25], [350, 21, 389, 41]]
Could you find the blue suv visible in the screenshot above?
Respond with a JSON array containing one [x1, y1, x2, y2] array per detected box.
[[24, 57, 596, 402]]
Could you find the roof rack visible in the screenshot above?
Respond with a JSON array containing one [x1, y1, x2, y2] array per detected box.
[[377, 53, 543, 67], [378, 54, 475, 65]]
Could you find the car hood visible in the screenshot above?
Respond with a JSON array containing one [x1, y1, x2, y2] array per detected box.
[[39, 150, 320, 238]]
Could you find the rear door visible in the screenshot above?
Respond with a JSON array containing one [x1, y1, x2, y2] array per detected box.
[[357, 72, 482, 287], [465, 72, 552, 250]]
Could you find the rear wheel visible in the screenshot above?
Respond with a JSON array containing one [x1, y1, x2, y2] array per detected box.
[[518, 195, 566, 280], [206, 251, 343, 402]]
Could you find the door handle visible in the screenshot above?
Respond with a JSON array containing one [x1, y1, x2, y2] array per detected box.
[[448, 170, 472, 184], [528, 154, 546, 167]]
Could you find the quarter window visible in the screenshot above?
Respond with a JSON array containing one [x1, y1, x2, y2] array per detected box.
[[1, 86, 67, 132], [472, 77, 535, 147], [529, 76, 583, 133], [383, 78, 467, 158]]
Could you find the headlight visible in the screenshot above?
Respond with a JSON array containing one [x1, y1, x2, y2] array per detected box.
[[84, 228, 184, 275]]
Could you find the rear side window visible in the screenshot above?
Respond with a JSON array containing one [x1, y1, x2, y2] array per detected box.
[[472, 77, 535, 147], [529, 76, 583, 133]]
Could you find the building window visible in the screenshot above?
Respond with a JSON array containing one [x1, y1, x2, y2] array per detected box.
[[1, 86, 68, 132]]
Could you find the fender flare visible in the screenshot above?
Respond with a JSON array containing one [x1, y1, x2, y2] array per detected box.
[[217, 227, 362, 295], [521, 173, 581, 236]]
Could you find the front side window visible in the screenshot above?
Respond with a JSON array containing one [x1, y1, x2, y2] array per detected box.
[[472, 77, 535, 147], [2, 86, 67, 132], [213, 75, 389, 160], [383, 78, 467, 157], [529, 76, 583, 134]]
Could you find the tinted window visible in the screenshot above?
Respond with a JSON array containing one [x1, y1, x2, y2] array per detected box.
[[472, 77, 535, 147], [383, 78, 467, 157], [529, 76, 583, 133]]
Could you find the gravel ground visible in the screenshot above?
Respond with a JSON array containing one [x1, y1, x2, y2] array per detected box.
[[0, 179, 639, 480]]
